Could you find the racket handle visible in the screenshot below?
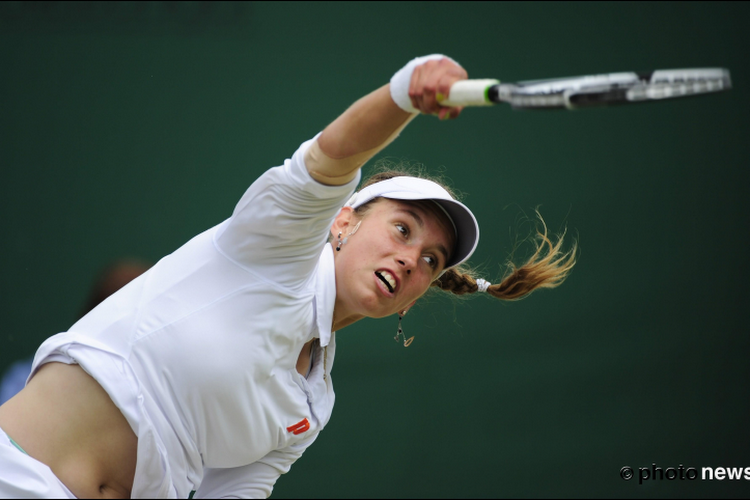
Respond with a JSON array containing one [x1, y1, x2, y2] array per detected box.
[[440, 79, 500, 107]]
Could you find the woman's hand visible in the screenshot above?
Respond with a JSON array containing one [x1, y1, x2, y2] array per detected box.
[[408, 57, 468, 120]]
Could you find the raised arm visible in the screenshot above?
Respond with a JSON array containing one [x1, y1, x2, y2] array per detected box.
[[307, 55, 468, 186]]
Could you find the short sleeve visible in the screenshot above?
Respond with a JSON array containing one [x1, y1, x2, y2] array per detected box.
[[214, 134, 360, 290]]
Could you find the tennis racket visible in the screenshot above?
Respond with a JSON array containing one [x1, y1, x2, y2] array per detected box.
[[439, 68, 732, 110]]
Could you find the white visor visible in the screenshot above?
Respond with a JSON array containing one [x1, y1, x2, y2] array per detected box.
[[345, 176, 479, 269]]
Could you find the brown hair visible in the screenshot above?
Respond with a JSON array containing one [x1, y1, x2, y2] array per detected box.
[[358, 160, 577, 301]]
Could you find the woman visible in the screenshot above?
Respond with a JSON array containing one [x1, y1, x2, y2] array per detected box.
[[0, 55, 576, 499]]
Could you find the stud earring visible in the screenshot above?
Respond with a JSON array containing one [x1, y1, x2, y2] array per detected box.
[[394, 310, 414, 347]]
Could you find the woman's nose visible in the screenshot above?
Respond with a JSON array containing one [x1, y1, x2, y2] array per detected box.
[[397, 251, 419, 274], [397, 260, 412, 274]]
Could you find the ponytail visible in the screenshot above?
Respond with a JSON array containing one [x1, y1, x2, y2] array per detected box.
[[432, 213, 577, 300]]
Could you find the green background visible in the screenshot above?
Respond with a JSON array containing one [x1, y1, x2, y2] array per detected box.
[[1, 2, 749, 498]]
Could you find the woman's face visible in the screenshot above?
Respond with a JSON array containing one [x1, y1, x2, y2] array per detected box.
[[332, 198, 454, 321]]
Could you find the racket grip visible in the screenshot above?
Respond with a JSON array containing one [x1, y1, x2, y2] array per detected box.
[[440, 79, 500, 107]]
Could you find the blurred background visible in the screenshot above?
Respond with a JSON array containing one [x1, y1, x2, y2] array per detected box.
[[1, 2, 748, 498]]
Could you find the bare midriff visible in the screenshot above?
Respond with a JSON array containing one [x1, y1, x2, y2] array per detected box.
[[0, 362, 137, 499]]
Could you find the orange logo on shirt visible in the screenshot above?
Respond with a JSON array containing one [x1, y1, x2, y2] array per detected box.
[[286, 418, 310, 435]]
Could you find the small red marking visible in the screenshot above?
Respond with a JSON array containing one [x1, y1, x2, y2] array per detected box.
[[286, 418, 310, 435]]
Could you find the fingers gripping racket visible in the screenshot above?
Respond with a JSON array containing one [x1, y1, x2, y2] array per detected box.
[[440, 68, 732, 110]]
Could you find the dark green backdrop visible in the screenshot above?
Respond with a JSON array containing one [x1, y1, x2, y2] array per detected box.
[[1, 2, 749, 498]]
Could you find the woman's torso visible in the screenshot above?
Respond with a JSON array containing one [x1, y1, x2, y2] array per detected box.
[[2, 136, 355, 497]]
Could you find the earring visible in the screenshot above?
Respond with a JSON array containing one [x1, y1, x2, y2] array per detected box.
[[336, 221, 362, 252], [336, 231, 343, 251], [394, 310, 414, 347]]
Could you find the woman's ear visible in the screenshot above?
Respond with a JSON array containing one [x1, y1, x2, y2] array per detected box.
[[330, 206, 356, 239]]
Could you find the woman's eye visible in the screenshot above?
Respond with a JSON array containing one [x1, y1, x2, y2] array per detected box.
[[396, 224, 409, 237], [422, 256, 436, 268]]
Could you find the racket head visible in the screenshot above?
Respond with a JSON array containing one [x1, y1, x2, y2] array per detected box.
[[491, 68, 732, 110]]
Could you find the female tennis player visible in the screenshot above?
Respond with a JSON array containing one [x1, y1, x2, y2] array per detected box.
[[0, 54, 575, 499]]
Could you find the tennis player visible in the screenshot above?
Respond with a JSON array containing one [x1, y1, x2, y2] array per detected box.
[[0, 54, 575, 499]]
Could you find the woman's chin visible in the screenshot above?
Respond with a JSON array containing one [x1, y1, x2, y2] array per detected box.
[[356, 294, 398, 319]]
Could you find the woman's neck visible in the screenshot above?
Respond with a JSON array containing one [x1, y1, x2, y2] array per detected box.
[[331, 298, 365, 332]]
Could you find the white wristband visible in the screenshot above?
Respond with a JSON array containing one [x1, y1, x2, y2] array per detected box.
[[389, 54, 461, 113]]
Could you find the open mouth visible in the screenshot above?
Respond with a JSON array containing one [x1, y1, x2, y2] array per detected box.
[[375, 270, 396, 293]]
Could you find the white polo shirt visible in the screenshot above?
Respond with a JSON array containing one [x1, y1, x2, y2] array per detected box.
[[31, 134, 360, 498]]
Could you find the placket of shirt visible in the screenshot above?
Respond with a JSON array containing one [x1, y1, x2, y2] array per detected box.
[[295, 371, 321, 428], [297, 318, 322, 421]]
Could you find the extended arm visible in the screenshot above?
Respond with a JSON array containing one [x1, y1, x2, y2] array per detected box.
[[215, 55, 467, 286], [307, 56, 468, 186]]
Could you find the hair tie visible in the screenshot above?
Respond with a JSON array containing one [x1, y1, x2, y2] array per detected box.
[[476, 278, 491, 293]]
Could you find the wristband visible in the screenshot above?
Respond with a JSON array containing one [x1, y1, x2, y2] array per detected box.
[[389, 54, 461, 113]]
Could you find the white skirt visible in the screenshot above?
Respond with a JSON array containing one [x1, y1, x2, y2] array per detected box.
[[0, 427, 76, 499]]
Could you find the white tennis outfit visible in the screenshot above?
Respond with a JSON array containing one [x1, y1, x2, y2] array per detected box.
[[15, 134, 360, 498]]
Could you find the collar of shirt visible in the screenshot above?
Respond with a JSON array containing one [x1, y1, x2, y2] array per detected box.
[[315, 243, 336, 347]]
